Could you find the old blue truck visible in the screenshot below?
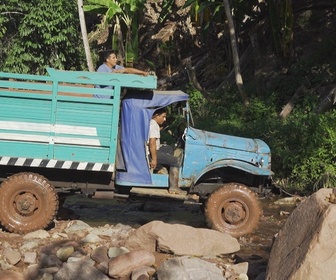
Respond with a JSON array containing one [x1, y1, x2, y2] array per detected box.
[[0, 68, 273, 237]]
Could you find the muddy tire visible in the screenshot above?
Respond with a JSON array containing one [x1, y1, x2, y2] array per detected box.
[[0, 172, 59, 234], [204, 183, 262, 237]]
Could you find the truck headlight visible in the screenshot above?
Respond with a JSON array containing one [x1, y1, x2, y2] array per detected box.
[[258, 158, 264, 167]]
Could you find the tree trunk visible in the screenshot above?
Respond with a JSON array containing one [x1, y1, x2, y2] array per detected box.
[[185, 58, 211, 100], [77, 0, 94, 72], [279, 85, 306, 119], [223, 0, 249, 107], [316, 86, 336, 114], [249, 31, 263, 95], [113, 17, 125, 65], [216, 45, 253, 90]]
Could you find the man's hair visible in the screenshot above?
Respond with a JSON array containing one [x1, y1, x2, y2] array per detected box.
[[153, 108, 167, 117]]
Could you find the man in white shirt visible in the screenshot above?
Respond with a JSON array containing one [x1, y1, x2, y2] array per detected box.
[[149, 108, 183, 194]]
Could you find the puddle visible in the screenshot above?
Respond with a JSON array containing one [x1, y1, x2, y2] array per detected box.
[[237, 197, 296, 259]]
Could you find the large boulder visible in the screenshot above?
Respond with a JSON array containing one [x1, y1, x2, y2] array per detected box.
[[266, 188, 336, 280], [125, 221, 240, 257]]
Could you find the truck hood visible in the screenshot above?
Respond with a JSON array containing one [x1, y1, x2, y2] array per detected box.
[[187, 127, 271, 154]]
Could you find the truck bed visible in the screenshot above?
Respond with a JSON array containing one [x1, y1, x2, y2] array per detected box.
[[0, 68, 157, 172]]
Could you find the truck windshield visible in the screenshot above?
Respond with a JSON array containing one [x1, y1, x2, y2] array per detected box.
[[160, 101, 193, 147]]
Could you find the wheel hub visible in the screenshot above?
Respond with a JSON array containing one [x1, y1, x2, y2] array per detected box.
[[223, 202, 246, 224], [14, 193, 38, 215]]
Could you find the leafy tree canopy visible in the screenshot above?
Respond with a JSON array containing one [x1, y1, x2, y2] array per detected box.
[[0, 0, 85, 74]]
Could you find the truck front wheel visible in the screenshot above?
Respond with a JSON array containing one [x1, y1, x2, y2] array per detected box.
[[0, 172, 59, 234], [204, 183, 261, 237]]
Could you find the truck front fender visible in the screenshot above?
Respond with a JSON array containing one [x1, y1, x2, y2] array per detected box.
[[194, 159, 273, 183]]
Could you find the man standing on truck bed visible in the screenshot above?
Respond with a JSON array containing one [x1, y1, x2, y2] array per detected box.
[[98, 50, 149, 75], [149, 108, 183, 195], [94, 50, 149, 98]]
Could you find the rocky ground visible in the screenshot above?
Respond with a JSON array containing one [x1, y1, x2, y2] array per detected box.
[[0, 195, 297, 280]]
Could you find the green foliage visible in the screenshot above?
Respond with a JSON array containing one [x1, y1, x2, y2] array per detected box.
[[1, 0, 84, 74], [263, 107, 335, 195], [184, 0, 225, 30], [187, 85, 247, 135], [0, 4, 9, 39], [187, 84, 207, 112], [84, 0, 146, 65], [159, 0, 175, 22], [184, 0, 261, 31], [267, 0, 294, 59]]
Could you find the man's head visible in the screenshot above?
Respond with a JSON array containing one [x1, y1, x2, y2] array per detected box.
[[102, 50, 118, 68], [152, 108, 167, 125]]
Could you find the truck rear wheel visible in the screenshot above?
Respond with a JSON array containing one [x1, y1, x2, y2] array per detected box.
[[0, 172, 59, 234], [204, 183, 261, 237]]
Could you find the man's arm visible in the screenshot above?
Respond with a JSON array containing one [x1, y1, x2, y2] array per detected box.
[[113, 67, 149, 76], [149, 138, 157, 169]]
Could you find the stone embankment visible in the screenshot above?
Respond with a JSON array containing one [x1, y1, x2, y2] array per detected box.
[[0, 220, 252, 280]]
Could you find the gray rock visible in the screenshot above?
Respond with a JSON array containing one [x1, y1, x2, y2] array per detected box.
[[23, 264, 40, 280], [4, 248, 21, 265], [90, 226, 118, 236], [114, 223, 133, 230], [112, 224, 134, 239], [108, 246, 129, 258], [274, 196, 303, 205], [1, 241, 12, 249], [91, 246, 109, 263], [0, 259, 13, 270], [40, 253, 63, 268], [51, 233, 69, 239], [67, 256, 94, 264], [23, 229, 50, 239], [20, 241, 40, 252], [56, 246, 75, 262], [40, 267, 60, 274], [131, 266, 156, 280], [54, 256, 109, 280], [69, 250, 86, 259], [96, 261, 109, 274], [82, 233, 102, 243], [156, 256, 225, 280], [230, 262, 249, 275], [125, 221, 240, 257], [40, 272, 54, 280], [64, 220, 91, 233], [266, 188, 336, 280], [24, 252, 37, 264], [108, 250, 155, 279]]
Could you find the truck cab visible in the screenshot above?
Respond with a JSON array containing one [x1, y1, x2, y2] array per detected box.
[[0, 69, 273, 237]]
